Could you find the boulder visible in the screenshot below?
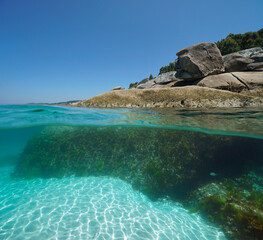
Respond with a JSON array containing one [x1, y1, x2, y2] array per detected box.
[[154, 71, 178, 84], [223, 53, 254, 72], [223, 47, 263, 72], [231, 71, 263, 89], [238, 47, 263, 62], [112, 86, 124, 90], [136, 79, 155, 89], [196, 73, 247, 92], [175, 42, 225, 80]]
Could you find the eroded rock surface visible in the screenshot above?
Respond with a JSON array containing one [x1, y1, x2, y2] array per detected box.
[[231, 71, 263, 89], [196, 73, 247, 92]]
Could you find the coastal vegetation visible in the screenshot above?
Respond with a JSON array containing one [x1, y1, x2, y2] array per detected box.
[[216, 28, 263, 55]]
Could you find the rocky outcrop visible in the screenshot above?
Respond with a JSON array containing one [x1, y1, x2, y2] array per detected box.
[[175, 42, 225, 80], [136, 72, 179, 89], [196, 73, 247, 92], [73, 43, 263, 109], [223, 47, 263, 72], [72, 87, 263, 108], [231, 71, 263, 89]]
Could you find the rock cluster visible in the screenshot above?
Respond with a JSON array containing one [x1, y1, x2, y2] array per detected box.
[[134, 43, 263, 94], [136, 71, 178, 89], [73, 43, 263, 108]]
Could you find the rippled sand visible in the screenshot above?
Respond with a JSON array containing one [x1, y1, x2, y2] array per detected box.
[[0, 167, 226, 240]]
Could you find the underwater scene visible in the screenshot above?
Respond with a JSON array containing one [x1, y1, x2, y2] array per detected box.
[[1, 105, 263, 240]]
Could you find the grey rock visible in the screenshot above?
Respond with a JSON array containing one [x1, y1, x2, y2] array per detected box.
[[223, 47, 263, 72], [154, 71, 178, 84], [112, 86, 124, 90], [138, 78, 149, 85], [223, 53, 254, 72], [251, 53, 263, 62], [196, 73, 246, 92], [175, 42, 225, 80], [136, 80, 155, 89], [247, 62, 263, 71], [237, 47, 263, 61]]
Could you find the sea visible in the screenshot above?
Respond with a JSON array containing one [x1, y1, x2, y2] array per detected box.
[[0, 105, 263, 240]]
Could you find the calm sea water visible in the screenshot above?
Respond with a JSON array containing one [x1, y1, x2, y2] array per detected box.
[[1, 105, 263, 240]]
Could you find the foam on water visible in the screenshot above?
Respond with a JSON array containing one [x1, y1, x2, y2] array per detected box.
[[0, 167, 226, 240]]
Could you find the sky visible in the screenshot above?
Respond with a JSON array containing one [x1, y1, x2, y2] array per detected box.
[[0, 0, 262, 104]]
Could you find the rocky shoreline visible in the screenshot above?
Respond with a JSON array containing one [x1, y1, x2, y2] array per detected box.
[[72, 44, 263, 108], [72, 86, 263, 108]]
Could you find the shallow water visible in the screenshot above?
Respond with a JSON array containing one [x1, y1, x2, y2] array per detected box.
[[1, 105, 263, 239], [0, 167, 225, 240]]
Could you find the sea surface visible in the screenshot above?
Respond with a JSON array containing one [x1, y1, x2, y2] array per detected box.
[[1, 105, 263, 240]]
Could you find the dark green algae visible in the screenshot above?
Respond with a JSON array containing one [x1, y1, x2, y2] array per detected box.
[[13, 125, 263, 239]]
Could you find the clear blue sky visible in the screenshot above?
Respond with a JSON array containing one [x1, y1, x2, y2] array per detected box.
[[0, 0, 262, 104]]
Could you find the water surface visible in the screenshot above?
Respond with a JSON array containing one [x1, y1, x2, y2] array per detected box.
[[1, 105, 263, 239]]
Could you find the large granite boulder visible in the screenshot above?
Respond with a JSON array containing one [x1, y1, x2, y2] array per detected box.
[[175, 42, 225, 80], [154, 71, 178, 84], [223, 47, 263, 72], [196, 73, 247, 92]]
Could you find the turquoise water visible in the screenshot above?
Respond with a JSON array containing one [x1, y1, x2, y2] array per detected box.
[[1, 105, 263, 239]]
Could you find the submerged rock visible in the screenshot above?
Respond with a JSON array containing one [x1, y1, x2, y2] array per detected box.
[[175, 42, 225, 80], [14, 126, 263, 200], [188, 172, 263, 240], [13, 125, 263, 239]]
